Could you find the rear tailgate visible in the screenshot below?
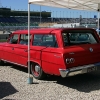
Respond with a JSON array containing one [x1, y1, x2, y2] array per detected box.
[[64, 44, 100, 68]]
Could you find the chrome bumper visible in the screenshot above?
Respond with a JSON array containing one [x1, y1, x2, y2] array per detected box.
[[59, 62, 100, 78]]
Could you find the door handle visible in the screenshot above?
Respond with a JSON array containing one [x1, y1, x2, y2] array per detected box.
[[24, 50, 28, 52], [12, 48, 14, 50]]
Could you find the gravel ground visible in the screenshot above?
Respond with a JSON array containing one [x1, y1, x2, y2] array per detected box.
[[1, 64, 100, 100]]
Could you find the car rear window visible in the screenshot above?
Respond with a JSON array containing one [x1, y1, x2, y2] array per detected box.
[[62, 30, 98, 46]]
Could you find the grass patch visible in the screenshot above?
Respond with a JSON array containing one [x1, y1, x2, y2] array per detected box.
[[0, 39, 7, 42]]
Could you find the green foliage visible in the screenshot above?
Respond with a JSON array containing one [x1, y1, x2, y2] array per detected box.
[[0, 39, 7, 42]]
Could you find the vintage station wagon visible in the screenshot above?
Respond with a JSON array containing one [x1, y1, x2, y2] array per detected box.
[[0, 28, 100, 80]]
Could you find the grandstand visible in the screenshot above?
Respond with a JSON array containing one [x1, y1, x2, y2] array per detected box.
[[0, 7, 99, 31], [0, 7, 52, 30]]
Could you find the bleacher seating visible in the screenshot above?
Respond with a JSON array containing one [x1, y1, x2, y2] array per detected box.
[[0, 16, 99, 31], [0, 17, 98, 26], [0, 17, 19, 23]]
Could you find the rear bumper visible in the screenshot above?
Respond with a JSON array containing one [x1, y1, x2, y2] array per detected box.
[[59, 62, 100, 78]]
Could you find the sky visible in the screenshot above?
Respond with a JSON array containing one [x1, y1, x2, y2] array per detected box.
[[0, 0, 98, 18]]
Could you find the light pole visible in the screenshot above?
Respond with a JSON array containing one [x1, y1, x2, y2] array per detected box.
[[40, 5, 41, 24]]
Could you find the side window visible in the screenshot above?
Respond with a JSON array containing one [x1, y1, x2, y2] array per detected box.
[[42, 35, 53, 42], [9, 34, 19, 44], [62, 33, 68, 46], [33, 35, 43, 46], [19, 34, 31, 45], [33, 34, 58, 48]]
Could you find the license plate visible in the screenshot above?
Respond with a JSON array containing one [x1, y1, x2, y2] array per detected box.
[[87, 67, 96, 72]]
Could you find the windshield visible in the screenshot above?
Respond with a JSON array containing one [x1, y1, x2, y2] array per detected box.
[[62, 30, 98, 46]]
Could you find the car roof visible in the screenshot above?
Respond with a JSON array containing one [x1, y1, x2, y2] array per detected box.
[[13, 28, 59, 34], [13, 28, 95, 34]]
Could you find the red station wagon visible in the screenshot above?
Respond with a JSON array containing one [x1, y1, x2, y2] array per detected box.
[[0, 28, 100, 80]]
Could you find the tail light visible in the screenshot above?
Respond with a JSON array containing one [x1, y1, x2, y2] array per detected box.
[[66, 58, 75, 64]]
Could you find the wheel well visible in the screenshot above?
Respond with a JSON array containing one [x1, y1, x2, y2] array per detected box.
[[27, 61, 39, 67], [27, 61, 44, 73], [29, 61, 46, 80], [30, 61, 37, 65], [26, 61, 38, 73]]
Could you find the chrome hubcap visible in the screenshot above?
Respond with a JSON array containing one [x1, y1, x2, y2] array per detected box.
[[35, 65, 40, 73]]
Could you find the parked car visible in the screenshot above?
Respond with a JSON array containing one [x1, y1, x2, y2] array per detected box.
[[0, 28, 100, 80]]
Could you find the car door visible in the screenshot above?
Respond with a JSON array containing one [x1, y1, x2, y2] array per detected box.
[[0, 42, 6, 60], [3, 33, 19, 63], [32, 34, 63, 75], [13, 34, 31, 66]]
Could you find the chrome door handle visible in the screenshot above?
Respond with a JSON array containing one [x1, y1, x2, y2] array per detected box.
[[69, 52, 75, 54], [24, 50, 28, 52], [12, 48, 14, 50]]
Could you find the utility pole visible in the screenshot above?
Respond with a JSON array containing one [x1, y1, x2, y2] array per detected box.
[[40, 5, 41, 24]]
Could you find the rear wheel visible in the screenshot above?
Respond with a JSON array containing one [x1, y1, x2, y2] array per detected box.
[[31, 63, 46, 80]]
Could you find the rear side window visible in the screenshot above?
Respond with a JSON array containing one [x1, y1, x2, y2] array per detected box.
[[9, 34, 19, 44], [19, 34, 31, 45], [62, 30, 98, 46], [33, 34, 58, 47]]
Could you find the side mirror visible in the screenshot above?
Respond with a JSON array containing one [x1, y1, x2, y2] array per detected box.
[[7, 33, 12, 43]]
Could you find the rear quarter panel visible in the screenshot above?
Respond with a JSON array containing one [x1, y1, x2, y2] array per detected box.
[[41, 48, 66, 75]]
